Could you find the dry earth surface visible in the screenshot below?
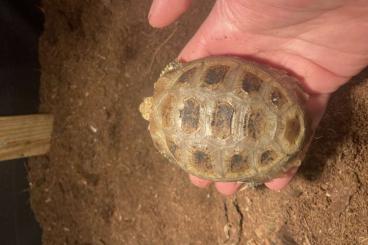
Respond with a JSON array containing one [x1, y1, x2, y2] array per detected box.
[[29, 0, 368, 244]]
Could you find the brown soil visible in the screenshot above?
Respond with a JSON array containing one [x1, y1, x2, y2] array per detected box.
[[29, 0, 368, 244]]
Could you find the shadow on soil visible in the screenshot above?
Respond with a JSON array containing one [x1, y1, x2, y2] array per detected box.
[[299, 67, 368, 181]]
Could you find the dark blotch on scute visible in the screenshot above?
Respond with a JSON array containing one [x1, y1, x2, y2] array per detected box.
[[242, 73, 262, 93], [193, 151, 212, 170], [177, 68, 196, 83], [260, 150, 276, 165], [285, 117, 301, 144], [246, 112, 263, 139], [271, 89, 286, 107], [204, 65, 229, 85], [180, 98, 200, 133], [230, 154, 248, 172], [211, 102, 234, 139]]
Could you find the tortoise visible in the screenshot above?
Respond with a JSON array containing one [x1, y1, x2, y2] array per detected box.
[[139, 56, 311, 184]]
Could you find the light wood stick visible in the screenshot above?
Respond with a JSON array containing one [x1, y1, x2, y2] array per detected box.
[[0, 114, 54, 161]]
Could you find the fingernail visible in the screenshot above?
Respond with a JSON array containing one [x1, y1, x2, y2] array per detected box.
[[148, 0, 158, 20], [189, 175, 211, 188], [215, 182, 240, 196], [264, 167, 298, 191]]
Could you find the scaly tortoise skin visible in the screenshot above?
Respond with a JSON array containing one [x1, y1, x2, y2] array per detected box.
[[140, 56, 311, 184]]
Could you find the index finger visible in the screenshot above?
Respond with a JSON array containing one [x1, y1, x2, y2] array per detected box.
[[149, 0, 192, 28]]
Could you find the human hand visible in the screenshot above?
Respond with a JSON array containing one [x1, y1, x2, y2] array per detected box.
[[148, 0, 368, 195]]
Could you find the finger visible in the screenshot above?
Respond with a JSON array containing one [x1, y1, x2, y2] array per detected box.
[[178, 0, 220, 61], [178, 31, 211, 61], [215, 182, 241, 196], [189, 174, 212, 188], [264, 167, 298, 191], [148, 0, 192, 28], [306, 94, 330, 129], [271, 52, 349, 94]]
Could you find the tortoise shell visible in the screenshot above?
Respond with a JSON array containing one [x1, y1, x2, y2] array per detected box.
[[140, 56, 311, 183]]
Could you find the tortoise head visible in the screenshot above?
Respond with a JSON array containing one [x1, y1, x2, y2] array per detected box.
[[139, 97, 153, 121]]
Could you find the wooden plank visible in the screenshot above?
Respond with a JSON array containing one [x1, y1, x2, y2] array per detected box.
[[0, 114, 54, 161]]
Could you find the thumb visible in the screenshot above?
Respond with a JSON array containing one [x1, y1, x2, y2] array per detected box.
[[148, 0, 192, 28]]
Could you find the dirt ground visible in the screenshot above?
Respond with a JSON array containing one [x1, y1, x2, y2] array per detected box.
[[28, 0, 368, 244]]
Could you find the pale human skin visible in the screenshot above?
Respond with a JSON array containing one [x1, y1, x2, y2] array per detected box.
[[148, 0, 368, 195]]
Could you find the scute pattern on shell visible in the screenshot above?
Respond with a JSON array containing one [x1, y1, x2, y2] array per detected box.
[[143, 56, 310, 183]]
